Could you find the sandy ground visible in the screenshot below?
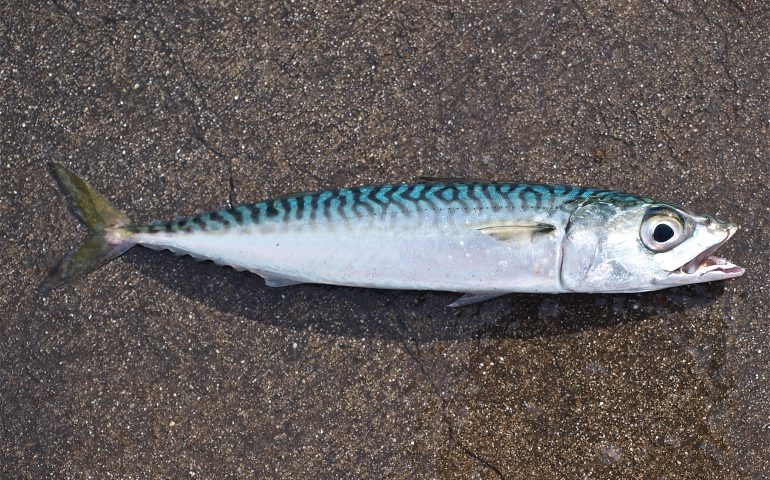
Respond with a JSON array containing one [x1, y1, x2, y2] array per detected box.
[[2, 1, 768, 478]]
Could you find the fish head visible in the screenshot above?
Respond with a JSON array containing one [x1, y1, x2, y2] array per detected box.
[[560, 194, 744, 293]]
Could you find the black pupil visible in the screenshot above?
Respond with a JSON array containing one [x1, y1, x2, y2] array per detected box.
[[653, 223, 675, 243]]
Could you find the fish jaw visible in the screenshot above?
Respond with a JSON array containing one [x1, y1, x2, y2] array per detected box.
[[653, 223, 744, 287]]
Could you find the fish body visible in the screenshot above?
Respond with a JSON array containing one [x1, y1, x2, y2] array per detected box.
[[131, 182, 579, 295], [45, 165, 744, 306]]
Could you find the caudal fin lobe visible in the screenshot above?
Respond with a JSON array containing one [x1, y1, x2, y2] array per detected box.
[[42, 163, 136, 292]]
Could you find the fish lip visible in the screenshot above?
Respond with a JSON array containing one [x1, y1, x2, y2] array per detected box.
[[676, 224, 744, 278]]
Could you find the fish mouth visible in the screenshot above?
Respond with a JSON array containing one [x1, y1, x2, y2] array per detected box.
[[677, 224, 744, 279], [680, 254, 744, 277]]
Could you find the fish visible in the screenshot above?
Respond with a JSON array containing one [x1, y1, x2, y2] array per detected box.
[[43, 163, 744, 307]]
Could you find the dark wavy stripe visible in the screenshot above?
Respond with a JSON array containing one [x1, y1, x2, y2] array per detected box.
[[479, 184, 498, 211], [336, 192, 348, 221], [309, 194, 319, 222], [295, 196, 305, 221], [209, 211, 230, 228], [366, 187, 388, 213], [191, 216, 206, 230], [376, 185, 408, 215], [229, 207, 244, 224], [468, 185, 485, 211], [353, 188, 375, 217], [420, 184, 443, 213], [450, 185, 472, 210], [247, 204, 261, 225], [279, 198, 291, 223], [265, 201, 280, 219], [322, 194, 333, 223]]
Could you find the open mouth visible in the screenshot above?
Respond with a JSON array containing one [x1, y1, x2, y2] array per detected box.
[[681, 254, 744, 276], [679, 228, 744, 277]]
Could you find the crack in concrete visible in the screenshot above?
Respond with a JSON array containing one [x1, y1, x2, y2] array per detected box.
[[144, 13, 237, 208], [595, 106, 639, 162], [700, 10, 740, 93], [51, 0, 86, 34], [393, 317, 506, 479], [0, 16, 12, 56], [570, 0, 620, 40], [570, 0, 597, 37], [45, 3, 239, 207], [96, 13, 139, 25], [656, 1, 741, 94], [192, 133, 237, 208], [657, 0, 690, 19]]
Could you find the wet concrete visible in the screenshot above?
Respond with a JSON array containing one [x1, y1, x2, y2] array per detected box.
[[2, 1, 768, 478]]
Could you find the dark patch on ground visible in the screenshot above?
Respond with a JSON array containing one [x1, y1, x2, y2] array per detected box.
[[1, 1, 768, 478]]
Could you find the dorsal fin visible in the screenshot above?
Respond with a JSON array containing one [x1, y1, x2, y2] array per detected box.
[[417, 176, 494, 183]]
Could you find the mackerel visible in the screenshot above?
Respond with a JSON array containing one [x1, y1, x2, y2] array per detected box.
[[44, 164, 744, 306]]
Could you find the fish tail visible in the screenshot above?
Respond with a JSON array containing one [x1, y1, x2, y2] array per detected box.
[[42, 163, 137, 292]]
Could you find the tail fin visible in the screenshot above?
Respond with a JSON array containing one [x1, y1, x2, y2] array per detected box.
[[42, 163, 136, 292]]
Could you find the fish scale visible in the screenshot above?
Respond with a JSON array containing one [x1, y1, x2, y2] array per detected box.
[[44, 164, 744, 305]]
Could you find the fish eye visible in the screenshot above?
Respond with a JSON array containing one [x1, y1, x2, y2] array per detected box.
[[653, 223, 675, 242], [640, 210, 686, 252]]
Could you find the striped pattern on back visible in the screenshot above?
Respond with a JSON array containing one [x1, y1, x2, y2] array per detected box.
[[132, 182, 648, 234]]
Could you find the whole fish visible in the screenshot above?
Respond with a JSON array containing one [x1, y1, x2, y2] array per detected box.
[[45, 164, 743, 306]]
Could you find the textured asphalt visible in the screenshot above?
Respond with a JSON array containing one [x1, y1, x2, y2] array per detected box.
[[2, 1, 769, 478]]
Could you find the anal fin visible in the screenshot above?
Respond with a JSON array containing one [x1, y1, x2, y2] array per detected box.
[[447, 292, 507, 308], [263, 275, 305, 288]]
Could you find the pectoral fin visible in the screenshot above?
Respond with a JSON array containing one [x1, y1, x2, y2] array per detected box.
[[477, 222, 556, 242], [447, 292, 507, 308]]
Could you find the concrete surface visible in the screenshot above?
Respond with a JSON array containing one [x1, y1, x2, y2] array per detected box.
[[2, 1, 768, 478]]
